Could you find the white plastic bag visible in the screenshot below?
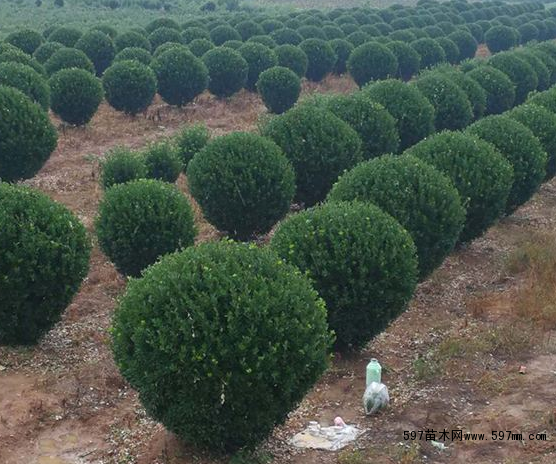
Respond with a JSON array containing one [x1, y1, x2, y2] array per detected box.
[[363, 381, 389, 415]]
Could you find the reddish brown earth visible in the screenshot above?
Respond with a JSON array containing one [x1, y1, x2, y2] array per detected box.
[[2, 73, 556, 464]]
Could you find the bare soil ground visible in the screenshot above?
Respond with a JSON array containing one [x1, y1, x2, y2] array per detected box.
[[1, 74, 556, 464]]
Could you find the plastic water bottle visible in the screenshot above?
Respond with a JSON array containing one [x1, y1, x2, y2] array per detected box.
[[366, 358, 381, 386]]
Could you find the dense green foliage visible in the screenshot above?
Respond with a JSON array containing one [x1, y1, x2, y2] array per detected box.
[[238, 42, 277, 90], [142, 140, 182, 183], [466, 65, 516, 114], [274, 44, 307, 78], [174, 123, 210, 169], [114, 46, 152, 65], [75, 30, 115, 76], [0, 62, 49, 110], [485, 25, 520, 53], [44, 47, 95, 75], [347, 42, 398, 87], [386, 40, 420, 81], [202, 47, 248, 98], [257, 66, 300, 114], [6, 29, 44, 55], [299, 38, 336, 82], [489, 52, 538, 104], [100, 146, 147, 189]]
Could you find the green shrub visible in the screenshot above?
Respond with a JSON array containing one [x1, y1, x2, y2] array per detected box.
[[248, 35, 278, 49], [174, 123, 210, 169], [518, 23, 540, 44], [182, 26, 211, 44], [347, 42, 398, 87], [435, 37, 460, 65], [92, 24, 118, 39], [0, 62, 49, 110], [49, 68, 103, 126], [261, 104, 362, 205], [0, 85, 57, 182], [447, 30, 478, 61], [488, 52, 537, 104], [298, 25, 327, 41], [6, 29, 44, 55], [210, 25, 241, 45], [410, 37, 446, 68], [114, 47, 152, 65], [271, 27, 303, 45], [188, 132, 294, 240], [346, 31, 371, 47], [33, 41, 64, 64], [97, 179, 196, 277], [75, 30, 115, 76], [112, 240, 331, 451], [329, 38, 354, 75], [257, 66, 301, 114], [235, 20, 264, 41], [0, 48, 45, 75], [467, 115, 547, 212], [386, 40, 420, 81], [530, 48, 556, 85], [238, 43, 278, 90], [145, 18, 180, 34], [0, 183, 90, 345], [151, 48, 207, 106], [515, 49, 550, 91], [148, 27, 183, 51], [485, 25, 519, 53], [114, 31, 151, 53], [527, 88, 556, 113], [299, 38, 337, 81], [466, 65, 516, 114], [274, 44, 308, 77], [44, 47, 95, 76], [328, 154, 465, 277], [271, 201, 417, 350], [48, 26, 82, 47], [142, 140, 182, 183], [202, 47, 248, 98], [405, 131, 513, 242], [190, 39, 215, 57], [102, 60, 156, 114], [364, 79, 435, 150], [221, 40, 243, 50], [389, 30, 417, 43], [261, 19, 284, 34], [100, 146, 147, 189], [414, 73, 473, 130]]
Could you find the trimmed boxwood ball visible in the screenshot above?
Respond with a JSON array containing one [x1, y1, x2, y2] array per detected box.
[[410, 38, 446, 69], [96, 179, 196, 277], [518, 23, 540, 44], [271, 27, 303, 46], [145, 18, 180, 34], [386, 41, 420, 81], [0, 62, 50, 110], [142, 140, 182, 183], [527, 88, 556, 113], [298, 25, 327, 41], [222, 40, 243, 50], [531, 49, 556, 85], [235, 20, 264, 41], [210, 25, 241, 46], [0, 183, 90, 345], [261, 105, 362, 206], [188, 132, 294, 240], [49, 68, 103, 126], [435, 37, 460, 65], [44, 47, 95, 76], [275, 44, 308, 77], [364, 79, 435, 151], [347, 42, 398, 87], [75, 30, 115, 76], [188, 38, 215, 57], [182, 26, 210, 44], [148, 27, 183, 51], [248, 35, 278, 49], [299, 38, 337, 82], [447, 30, 478, 61], [238, 43, 278, 91], [467, 116, 547, 212], [271, 201, 418, 350], [485, 25, 519, 53], [151, 48, 208, 107], [0, 48, 45, 76], [0, 86, 57, 182], [114, 47, 152, 65], [405, 131, 513, 242], [102, 60, 156, 115], [466, 65, 516, 115], [48, 26, 82, 47], [508, 103, 556, 179], [414, 73, 473, 131], [174, 123, 210, 170], [515, 49, 550, 92], [202, 47, 248, 98], [257, 66, 300, 114], [329, 38, 354, 75], [100, 147, 147, 189], [114, 31, 151, 53], [489, 52, 538, 104], [112, 240, 331, 451], [6, 29, 44, 55], [328, 154, 465, 277], [34, 41, 64, 64]]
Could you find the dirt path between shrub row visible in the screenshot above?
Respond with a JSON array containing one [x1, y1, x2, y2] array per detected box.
[[2, 72, 556, 464]]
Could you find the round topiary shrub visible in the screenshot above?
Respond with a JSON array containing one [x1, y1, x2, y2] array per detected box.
[[210, 25, 241, 46], [447, 30, 478, 61], [114, 47, 152, 65], [271, 201, 418, 350], [0, 85, 57, 182], [151, 48, 208, 106], [364, 79, 435, 151], [271, 27, 303, 45], [182, 26, 210, 44], [261, 105, 362, 206], [414, 72, 473, 130], [299, 38, 337, 82], [466, 65, 516, 115], [347, 41, 398, 87], [435, 37, 460, 65], [145, 18, 180, 34], [75, 30, 115, 76], [0, 47, 45, 76], [0, 62, 50, 110], [48, 26, 82, 47], [202, 47, 248, 98], [33, 41, 64, 64], [100, 146, 147, 189], [49, 68, 103, 126], [188, 132, 294, 240], [92, 24, 118, 40], [410, 37, 446, 68], [386, 40, 420, 81], [527, 87, 556, 113], [238, 42, 278, 91], [515, 49, 550, 92], [257, 66, 301, 114], [488, 52, 538, 104], [485, 25, 519, 53], [174, 123, 210, 170], [329, 38, 354, 75], [274, 44, 308, 77], [405, 131, 513, 242], [508, 103, 556, 179], [518, 23, 540, 44], [111, 240, 331, 451], [102, 60, 156, 114], [142, 140, 182, 183], [189, 38, 215, 57], [6, 29, 44, 55], [248, 35, 278, 49], [114, 30, 151, 53], [221, 39, 243, 50], [44, 47, 95, 76], [148, 27, 183, 51], [96, 179, 196, 277], [0, 183, 90, 345], [328, 154, 465, 277], [467, 115, 547, 212], [235, 19, 264, 41], [298, 25, 327, 41]]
